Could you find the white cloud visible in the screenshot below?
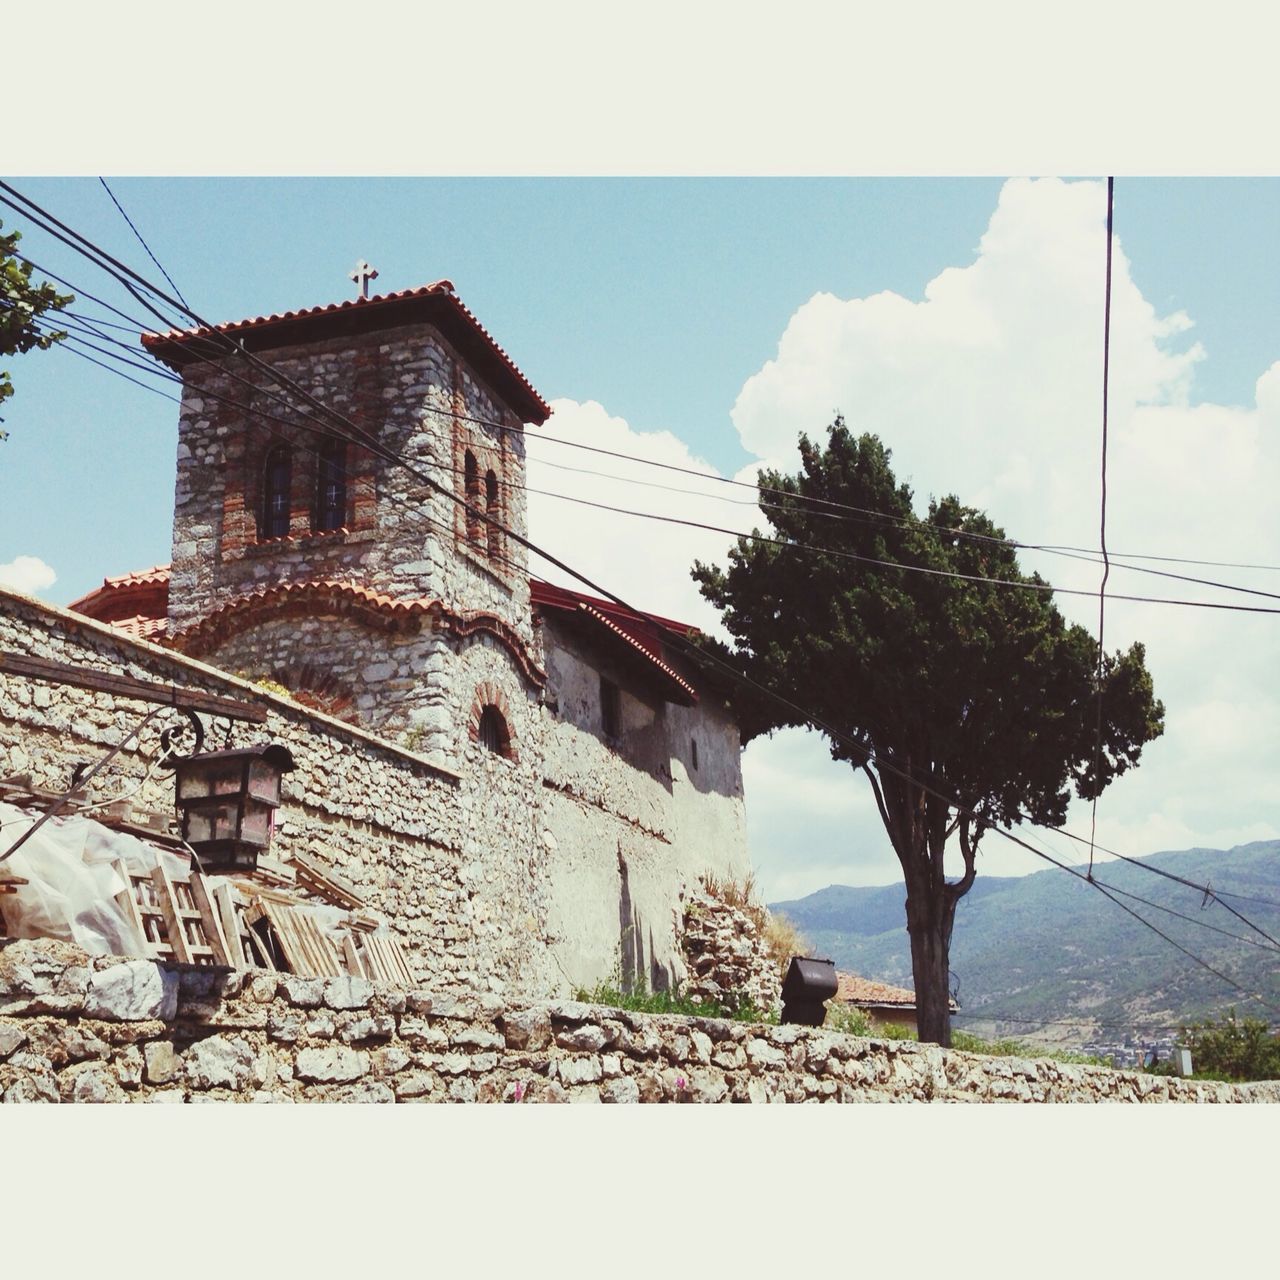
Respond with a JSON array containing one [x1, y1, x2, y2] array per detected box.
[[527, 179, 1280, 906], [525, 398, 739, 634], [0, 556, 56, 596], [727, 176, 1280, 901]]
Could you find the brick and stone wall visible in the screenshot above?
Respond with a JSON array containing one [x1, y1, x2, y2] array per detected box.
[[1, 587, 751, 1004], [167, 324, 531, 643], [0, 588, 558, 1001], [3, 939, 1275, 1104]]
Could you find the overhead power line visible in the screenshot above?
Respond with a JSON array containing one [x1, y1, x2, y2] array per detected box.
[[7, 179, 1280, 1014]]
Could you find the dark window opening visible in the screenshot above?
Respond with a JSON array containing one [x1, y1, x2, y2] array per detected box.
[[262, 446, 292, 539], [464, 450, 482, 546], [477, 704, 511, 756], [600, 677, 621, 741], [691, 737, 698, 771], [485, 468, 501, 560], [314, 439, 347, 533]]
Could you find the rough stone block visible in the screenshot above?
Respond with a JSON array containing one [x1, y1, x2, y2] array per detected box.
[[556, 1056, 602, 1086], [556, 1023, 614, 1053], [185, 1035, 256, 1090], [295, 1045, 369, 1083], [0, 1023, 28, 1060], [500, 1007, 552, 1051], [337, 1013, 396, 1044], [601, 1076, 640, 1104], [62, 1061, 127, 1104], [144, 1041, 181, 1085], [116, 1045, 144, 1088], [747, 1038, 787, 1070], [280, 976, 325, 1008], [0, 940, 91, 1015], [84, 961, 178, 1023], [324, 976, 375, 1011]]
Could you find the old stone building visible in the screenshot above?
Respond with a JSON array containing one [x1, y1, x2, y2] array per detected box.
[[62, 281, 753, 997]]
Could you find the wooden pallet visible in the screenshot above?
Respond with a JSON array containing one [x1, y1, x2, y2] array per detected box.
[[345, 929, 416, 985], [244, 897, 345, 977], [113, 857, 231, 967]]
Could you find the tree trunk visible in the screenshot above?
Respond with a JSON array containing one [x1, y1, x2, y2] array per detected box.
[[906, 891, 955, 1046]]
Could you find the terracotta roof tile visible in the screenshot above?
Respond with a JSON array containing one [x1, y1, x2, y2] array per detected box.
[[140, 282, 550, 424], [835, 972, 958, 1013]]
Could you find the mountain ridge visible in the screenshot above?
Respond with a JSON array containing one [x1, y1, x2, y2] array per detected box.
[[767, 839, 1280, 1043]]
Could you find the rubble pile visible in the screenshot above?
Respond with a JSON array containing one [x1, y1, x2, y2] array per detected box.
[[680, 887, 780, 1016]]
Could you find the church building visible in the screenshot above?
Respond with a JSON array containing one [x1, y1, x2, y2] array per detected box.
[[68, 280, 753, 996]]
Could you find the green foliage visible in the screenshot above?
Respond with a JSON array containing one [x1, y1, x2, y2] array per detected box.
[[1, 221, 73, 438], [822, 1000, 875, 1037], [1179, 1009, 1280, 1082], [694, 420, 1165, 1041], [575, 979, 774, 1024]]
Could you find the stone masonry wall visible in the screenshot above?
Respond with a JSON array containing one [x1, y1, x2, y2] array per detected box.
[[681, 889, 781, 1016], [3, 940, 1276, 1104], [0, 589, 558, 1000], [168, 323, 531, 643]]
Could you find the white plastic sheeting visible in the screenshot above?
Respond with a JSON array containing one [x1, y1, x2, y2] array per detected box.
[[0, 801, 188, 955]]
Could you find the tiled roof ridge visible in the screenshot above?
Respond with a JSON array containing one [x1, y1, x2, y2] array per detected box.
[[139, 281, 550, 423], [577, 602, 698, 704], [139, 281, 456, 344]]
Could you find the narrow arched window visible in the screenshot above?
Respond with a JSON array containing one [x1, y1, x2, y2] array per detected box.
[[477, 704, 511, 756], [314, 439, 346, 533], [485, 468, 500, 560], [464, 450, 481, 546], [262, 446, 292, 539]]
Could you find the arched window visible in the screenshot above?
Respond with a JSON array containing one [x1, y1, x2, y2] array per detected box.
[[464, 449, 481, 546], [314, 439, 346, 533], [262, 446, 292, 539], [477, 704, 511, 757], [485, 468, 501, 560]]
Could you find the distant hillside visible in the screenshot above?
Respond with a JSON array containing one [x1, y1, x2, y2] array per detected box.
[[769, 840, 1280, 1044]]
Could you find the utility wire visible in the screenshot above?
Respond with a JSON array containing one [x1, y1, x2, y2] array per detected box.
[[10, 242, 1280, 582], [9, 180, 1280, 1008], [24, 303, 1280, 621], [98, 177, 191, 311], [1089, 177, 1116, 878]]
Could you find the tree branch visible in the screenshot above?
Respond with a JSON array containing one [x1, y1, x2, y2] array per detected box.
[[947, 818, 980, 903]]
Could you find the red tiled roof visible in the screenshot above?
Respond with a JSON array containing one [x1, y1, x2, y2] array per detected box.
[[68, 566, 698, 702], [68, 565, 172, 631], [835, 972, 958, 1013], [140, 282, 551, 425], [529, 578, 699, 705]]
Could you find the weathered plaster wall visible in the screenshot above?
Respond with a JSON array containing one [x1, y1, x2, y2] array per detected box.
[[3, 940, 1275, 1104], [536, 618, 752, 993]]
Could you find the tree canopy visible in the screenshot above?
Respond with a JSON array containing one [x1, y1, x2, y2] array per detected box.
[[693, 420, 1165, 1044], [1, 220, 72, 439]]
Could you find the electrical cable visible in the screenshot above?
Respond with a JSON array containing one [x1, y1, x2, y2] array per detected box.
[[9, 180, 1280, 1012], [1088, 176, 1116, 878]]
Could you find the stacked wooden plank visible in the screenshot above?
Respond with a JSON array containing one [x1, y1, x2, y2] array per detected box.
[[113, 857, 231, 966]]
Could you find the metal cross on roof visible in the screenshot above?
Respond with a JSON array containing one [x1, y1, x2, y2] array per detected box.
[[349, 259, 379, 299]]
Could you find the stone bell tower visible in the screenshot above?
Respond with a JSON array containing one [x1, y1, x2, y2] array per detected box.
[[140, 279, 551, 753]]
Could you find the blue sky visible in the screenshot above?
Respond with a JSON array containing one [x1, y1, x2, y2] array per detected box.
[[3, 176, 1279, 901], [5, 176, 1278, 603]]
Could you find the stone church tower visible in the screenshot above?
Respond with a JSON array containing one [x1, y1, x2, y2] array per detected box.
[[143, 282, 551, 767], [66, 279, 756, 996]]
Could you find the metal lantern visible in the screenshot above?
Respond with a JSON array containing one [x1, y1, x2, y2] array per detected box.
[[781, 956, 839, 1027], [173, 744, 295, 871]]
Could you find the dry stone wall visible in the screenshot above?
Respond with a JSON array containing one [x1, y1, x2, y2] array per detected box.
[[3, 940, 1275, 1105], [680, 889, 781, 1016]]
